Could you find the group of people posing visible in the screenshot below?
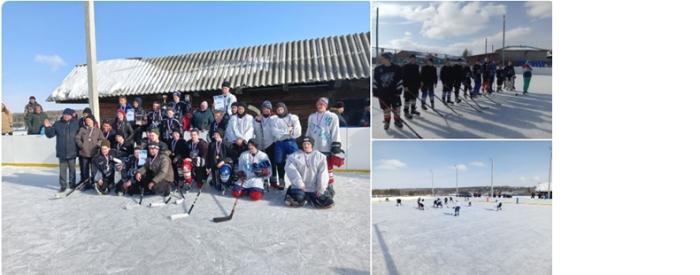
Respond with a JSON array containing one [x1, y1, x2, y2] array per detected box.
[[42, 80, 345, 209], [373, 52, 534, 130]]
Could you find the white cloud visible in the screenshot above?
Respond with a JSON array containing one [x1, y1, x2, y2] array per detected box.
[[524, 2, 552, 19], [34, 54, 66, 71], [378, 2, 506, 39], [377, 159, 407, 170], [519, 176, 527, 182], [469, 161, 485, 167], [455, 164, 468, 171], [382, 26, 533, 56]]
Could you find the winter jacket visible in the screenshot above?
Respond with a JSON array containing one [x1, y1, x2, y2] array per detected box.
[[440, 65, 453, 87], [121, 154, 143, 182], [75, 126, 105, 158], [24, 102, 41, 119], [285, 150, 329, 194], [191, 109, 215, 131], [116, 103, 132, 114], [225, 114, 254, 143], [112, 119, 134, 143], [45, 118, 81, 159], [113, 141, 133, 158], [102, 129, 116, 147], [209, 117, 228, 141], [401, 63, 421, 88], [188, 139, 209, 161], [420, 65, 438, 87], [271, 107, 302, 142], [463, 65, 472, 79], [132, 106, 148, 127], [253, 115, 278, 150], [505, 65, 516, 77], [2, 110, 12, 134], [306, 111, 341, 153], [451, 64, 465, 83], [236, 150, 271, 190], [472, 64, 483, 81], [372, 64, 403, 99], [137, 152, 174, 184], [27, 112, 48, 135]]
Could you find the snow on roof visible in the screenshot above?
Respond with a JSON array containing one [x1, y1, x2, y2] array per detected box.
[[497, 45, 550, 52], [48, 32, 371, 102]]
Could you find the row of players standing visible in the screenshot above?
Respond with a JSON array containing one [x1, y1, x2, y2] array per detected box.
[[43, 80, 345, 208], [373, 52, 530, 130]]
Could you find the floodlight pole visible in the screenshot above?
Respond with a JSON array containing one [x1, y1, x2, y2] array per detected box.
[[430, 169, 434, 197], [548, 146, 552, 199], [84, 0, 100, 122], [502, 14, 506, 64], [454, 165, 459, 195], [490, 158, 494, 198]]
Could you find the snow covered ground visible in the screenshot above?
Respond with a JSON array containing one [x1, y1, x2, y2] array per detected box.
[[1, 167, 370, 275], [373, 74, 552, 139], [372, 197, 551, 275]]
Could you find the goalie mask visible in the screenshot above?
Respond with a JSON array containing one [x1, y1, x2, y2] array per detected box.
[[219, 164, 232, 183]]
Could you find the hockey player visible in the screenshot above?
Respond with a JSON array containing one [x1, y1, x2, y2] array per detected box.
[[420, 58, 438, 110], [522, 63, 533, 95], [481, 58, 491, 94], [207, 129, 234, 192], [373, 52, 404, 130], [232, 140, 271, 201], [133, 141, 174, 197], [451, 60, 465, 103], [440, 59, 454, 104], [283, 136, 334, 208], [130, 97, 147, 144], [225, 102, 254, 143], [496, 65, 506, 92], [146, 101, 164, 132], [254, 101, 277, 189], [187, 129, 208, 189], [167, 91, 190, 120], [92, 140, 120, 195], [417, 198, 424, 210], [496, 201, 503, 211], [270, 102, 302, 190], [401, 54, 421, 119], [471, 60, 483, 98], [396, 198, 402, 206], [220, 81, 238, 117], [463, 60, 473, 97], [160, 108, 182, 145], [116, 145, 144, 196], [112, 132, 133, 158], [209, 110, 228, 142], [306, 97, 343, 186], [113, 110, 134, 144], [454, 205, 461, 216], [75, 115, 104, 189], [504, 61, 516, 92], [487, 59, 498, 94]]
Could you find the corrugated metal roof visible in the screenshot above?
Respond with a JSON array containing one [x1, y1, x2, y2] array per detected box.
[[48, 32, 370, 102]]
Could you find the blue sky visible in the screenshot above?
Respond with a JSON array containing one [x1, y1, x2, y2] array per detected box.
[[372, 1, 551, 56], [2, 1, 369, 111], [372, 140, 551, 189]]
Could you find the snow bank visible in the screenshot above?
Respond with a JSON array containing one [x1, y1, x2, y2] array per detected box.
[[372, 199, 551, 275], [2, 167, 370, 274]]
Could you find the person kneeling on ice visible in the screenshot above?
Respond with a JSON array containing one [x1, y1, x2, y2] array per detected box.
[[283, 137, 334, 208], [496, 201, 503, 211], [454, 205, 461, 216], [92, 140, 121, 195], [116, 145, 145, 196], [232, 140, 270, 201], [396, 198, 402, 206], [132, 142, 174, 198], [417, 200, 424, 210]]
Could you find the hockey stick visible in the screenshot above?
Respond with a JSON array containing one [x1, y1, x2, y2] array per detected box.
[[377, 98, 423, 139], [420, 99, 446, 118], [52, 178, 89, 200], [481, 92, 502, 106], [212, 197, 239, 223], [139, 187, 144, 205], [434, 96, 461, 115], [169, 186, 203, 220]]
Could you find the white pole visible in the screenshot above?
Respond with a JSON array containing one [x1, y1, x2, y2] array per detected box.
[[455, 165, 458, 195], [84, 0, 100, 122], [548, 146, 552, 199], [431, 169, 434, 197], [490, 158, 494, 198]]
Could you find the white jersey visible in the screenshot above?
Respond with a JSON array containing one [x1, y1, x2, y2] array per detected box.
[[305, 111, 340, 153], [225, 114, 254, 143], [271, 114, 302, 141], [253, 115, 278, 150], [223, 93, 237, 116], [236, 150, 271, 190], [284, 150, 329, 194]]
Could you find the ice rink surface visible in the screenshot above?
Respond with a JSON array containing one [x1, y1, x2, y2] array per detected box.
[[2, 167, 370, 275], [372, 197, 551, 275], [373, 74, 552, 139]]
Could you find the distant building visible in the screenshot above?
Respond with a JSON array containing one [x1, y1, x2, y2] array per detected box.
[[534, 182, 552, 199], [466, 45, 552, 67], [48, 32, 371, 128]]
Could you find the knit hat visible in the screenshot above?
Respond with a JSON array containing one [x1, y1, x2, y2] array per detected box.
[[173, 91, 182, 97], [301, 136, 314, 146], [221, 81, 231, 88], [261, 100, 273, 110], [62, 108, 74, 115], [317, 97, 329, 106], [380, 52, 393, 60]]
